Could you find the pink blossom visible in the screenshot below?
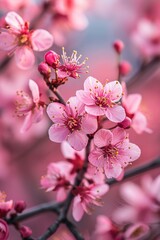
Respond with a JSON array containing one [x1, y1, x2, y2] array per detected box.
[[76, 77, 126, 122], [15, 79, 44, 133], [124, 223, 150, 240], [57, 48, 88, 79], [0, 192, 13, 218], [72, 182, 109, 221], [41, 161, 74, 202], [89, 127, 141, 179], [132, 18, 160, 59], [113, 175, 160, 224], [0, 219, 9, 240], [47, 96, 98, 151], [121, 82, 152, 134], [0, 11, 53, 69]]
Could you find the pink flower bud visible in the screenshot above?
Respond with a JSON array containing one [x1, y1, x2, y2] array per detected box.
[[0, 219, 9, 240], [113, 40, 124, 54], [19, 226, 32, 238], [14, 201, 26, 213], [44, 50, 60, 68], [119, 61, 132, 76], [38, 62, 51, 77], [118, 117, 131, 129]]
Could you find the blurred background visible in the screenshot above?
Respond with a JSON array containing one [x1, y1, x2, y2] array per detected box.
[[0, 0, 160, 239]]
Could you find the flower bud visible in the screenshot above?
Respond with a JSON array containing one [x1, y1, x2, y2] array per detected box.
[[119, 61, 131, 76], [14, 201, 26, 213], [38, 62, 51, 77], [118, 117, 131, 129], [44, 50, 60, 68], [113, 40, 124, 54], [0, 219, 9, 240], [19, 226, 32, 238]]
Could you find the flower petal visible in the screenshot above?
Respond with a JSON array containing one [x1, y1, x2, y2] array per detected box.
[[47, 102, 66, 123], [31, 29, 53, 51], [5, 11, 24, 32], [81, 113, 97, 134], [67, 130, 88, 151], [0, 32, 17, 51], [105, 105, 126, 122], [94, 129, 113, 148], [72, 195, 84, 222], [104, 162, 122, 179], [15, 46, 35, 69], [76, 90, 95, 105], [89, 149, 105, 168], [29, 79, 39, 103], [84, 76, 103, 92], [66, 96, 84, 116], [104, 81, 122, 102], [123, 94, 142, 114], [48, 124, 69, 143], [85, 105, 104, 116], [112, 127, 126, 145], [20, 112, 32, 133]]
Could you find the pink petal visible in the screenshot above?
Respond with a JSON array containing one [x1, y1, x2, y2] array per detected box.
[[105, 105, 126, 122], [104, 81, 122, 102], [0, 32, 17, 51], [132, 112, 152, 134], [76, 90, 95, 105], [85, 105, 104, 116], [95, 215, 112, 234], [113, 206, 137, 223], [31, 29, 53, 51], [123, 94, 142, 114], [84, 76, 103, 92], [81, 114, 98, 134], [56, 188, 67, 202], [15, 46, 35, 69], [89, 150, 105, 168], [20, 112, 32, 133], [61, 141, 85, 159], [5, 11, 24, 32], [125, 223, 150, 240], [67, 130, 88, 151], [48, 124, 69, 143], [46, 102, 66, 123], [31, 107, 43, 123], [72, 195, 84, 222], [94, 129, 113, 148], [104, 162, 122, 178], [112, 127, 126, 145], [91, 184, 109, 196], [29, 79, 39, 103], [66, 96, 84, 116]]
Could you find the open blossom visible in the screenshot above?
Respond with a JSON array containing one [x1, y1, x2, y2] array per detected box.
[[72, 182, 109, 221], [47, 96, 98, 151], [15, 79, 44, 133], [89, 127, 141, 179], [0, 11, 53, 69], [132, 18, 160, 59], [120, 82, 152, 134], [57, 48, 88, 79], [41, 161, 74, 202], [113, 175, 160, 224], [0, 219, 9, 240], [76, 77, 126, 122], [0, 192, 13, 218]]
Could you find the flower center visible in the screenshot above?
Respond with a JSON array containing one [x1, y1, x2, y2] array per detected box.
[[102, 144, 119, 158], [19, 34, 29, 45], [95, 95, 112, 108], [66, 116, 81, 132]]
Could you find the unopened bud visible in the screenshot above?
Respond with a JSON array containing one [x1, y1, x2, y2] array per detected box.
[[119, 61, 131, 76], [45, 50, 60, 68], [38, 62, 51, 77], [113, 40, 124, 54], [19, 226, 32, 238], [0, 219, 9, 240], [14, 201, 26, 213], [118, 117, 131, 129]]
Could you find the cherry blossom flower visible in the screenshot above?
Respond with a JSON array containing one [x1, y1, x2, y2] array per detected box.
[[0, 11, 53, 69], [57, 48, 88, 79], [89, 127, 141, 179], [76, 76, 126, 122], [124, 222, 150, 240], [47, 96, 98, 151], [15, 79, 44, 133], [132, 18, 160, 59], [72, 182, 109, 221], [0, 192, 13, 218], [120, 82, 152, 134], [41, 161, 74, 202], [0, 219, 9, 240], [113, 175, 160, 224]]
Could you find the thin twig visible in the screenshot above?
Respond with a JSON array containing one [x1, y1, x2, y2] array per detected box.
[[107, 157, 160, 185]]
